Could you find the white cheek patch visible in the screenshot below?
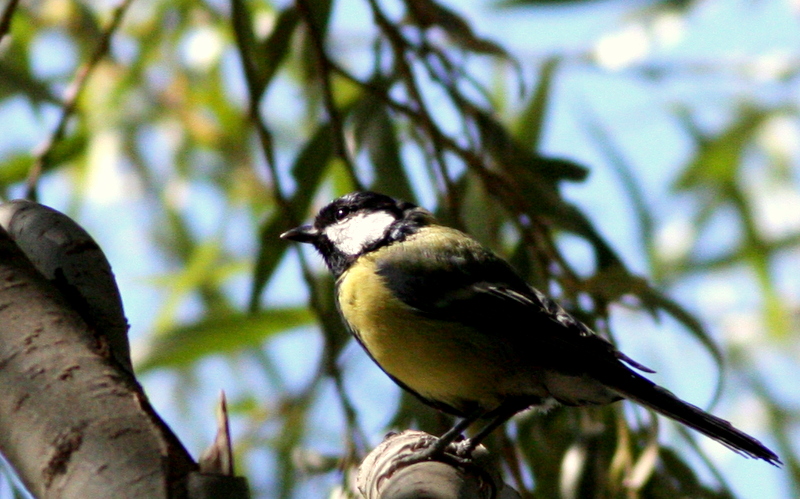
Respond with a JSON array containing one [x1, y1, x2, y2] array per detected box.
[[325, 211, 397, 256]]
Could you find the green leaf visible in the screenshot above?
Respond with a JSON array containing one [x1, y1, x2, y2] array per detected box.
[[258, 6, 301, 93], [0, 132, 88, 186], [674, 108, 768, 191], [138, 308, 314, 371], [249, 212, 293, 312], [406, 0, 513, 60], [291, 122, 334, 202], [351, 97, 415, 201], [648, 446, 735, 498], [0, 16, 60, 105], [476, 106, 588, 185], [582, 107, 655, 277], [514, 57, 559, 150], [535, 156, 590, 182], [0, 60, 59, 104], [552, 203, 623, 270], [299, 0, 333, 36], [0, 153, 34, 186], [151, 240, 227, 332], [231, 0, 267, 96], [48, 131, 89, 166], [249, 123, 333, 311]]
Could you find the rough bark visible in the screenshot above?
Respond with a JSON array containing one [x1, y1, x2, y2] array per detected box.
[[0, 224, 197, 497]]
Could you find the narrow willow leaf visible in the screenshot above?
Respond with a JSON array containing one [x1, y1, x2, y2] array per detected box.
[[302, 0, 334, 36], [292, 123, 334, 203], [231, 0, 267, 93], [0, 133, 88, 186], [351, 98, 415, 201], [514, 57, 559, 150], [582, 108, 655, 275], [406, 0, 513, 60], [151, 241, 226, 333], [138, 308, 313, 371], [258, 6, 301, 93], [249, 212, 293, 312], [555, 203, 623, 270], [0, 60, 59, 104], [0, 153, 34, 186], [476, 105, 588, 184], [674, 108, 768, 191], [249, 124, 333, 311]]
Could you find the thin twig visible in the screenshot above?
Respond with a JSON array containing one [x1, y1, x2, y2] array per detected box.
[[326, 21, 576, 298], [295, 0, 362, 190], [231, 0, 368, 459], [328, 58, 526, 219], [25, 0, 135, 200], [366, 0, 457, 207], [230, 0, 283, 205]]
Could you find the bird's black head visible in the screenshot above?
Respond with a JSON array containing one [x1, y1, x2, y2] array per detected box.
[[281, 191, 432, 276]]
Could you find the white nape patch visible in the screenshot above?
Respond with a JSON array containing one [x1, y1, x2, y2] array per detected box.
[[324, 211, 396, 256]]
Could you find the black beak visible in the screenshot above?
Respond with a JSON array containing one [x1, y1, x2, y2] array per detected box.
[[280, 224, 319, 243]]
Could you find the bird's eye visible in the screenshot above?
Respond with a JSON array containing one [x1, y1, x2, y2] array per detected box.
[[334, 207, 349, 221]]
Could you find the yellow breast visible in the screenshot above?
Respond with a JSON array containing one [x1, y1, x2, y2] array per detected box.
[[336, 248, 516, 412]]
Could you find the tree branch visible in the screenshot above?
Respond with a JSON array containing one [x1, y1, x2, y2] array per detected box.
[[0, 224, 197, 497]]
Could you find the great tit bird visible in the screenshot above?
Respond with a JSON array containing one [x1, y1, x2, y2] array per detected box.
[[281, 191, 780, 465]]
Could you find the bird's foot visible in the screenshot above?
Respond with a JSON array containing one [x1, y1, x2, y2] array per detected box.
[[389, 434, 474, 473], [452, 438, 478, 458]]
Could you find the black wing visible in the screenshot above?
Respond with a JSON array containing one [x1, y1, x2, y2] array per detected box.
[[374, 239, 646, 377]]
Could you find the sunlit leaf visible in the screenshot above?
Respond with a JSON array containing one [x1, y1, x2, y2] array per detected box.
[[258, 6, 301, 93], [0, 132, 87, 186], [138, 308, 314, 371], [151, 240, 227, 332], [514, 57, 559, 150], [674, 108, 768, 191], [231, 0, 267, 95], [0, 152, 33, 186]]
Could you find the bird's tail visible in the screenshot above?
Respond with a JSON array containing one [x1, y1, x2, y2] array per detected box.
[[598, 368, 781, 466]]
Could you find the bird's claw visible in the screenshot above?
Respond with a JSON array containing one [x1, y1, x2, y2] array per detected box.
[[388, 435, 475, 476], [453, 438, 477, 458]]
